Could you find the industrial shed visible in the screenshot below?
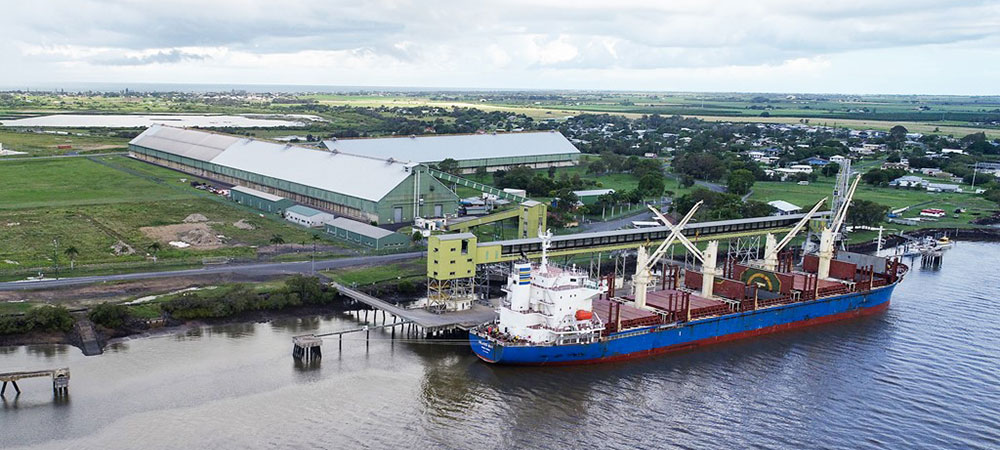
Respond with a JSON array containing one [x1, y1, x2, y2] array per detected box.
[[284, 205, 336, 228], [325, 217, 410, 250], [573, 189, 615, 205], [230, 185, 294, 213], [129, 125, 460, 225], [321, 131, 580, 174]]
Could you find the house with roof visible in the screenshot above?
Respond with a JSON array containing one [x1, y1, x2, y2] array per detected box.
[[768, 200, 802, 216], [889, 176, 929, 189]]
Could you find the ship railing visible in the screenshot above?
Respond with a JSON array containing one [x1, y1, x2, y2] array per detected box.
[[525, 319, 604, 334]]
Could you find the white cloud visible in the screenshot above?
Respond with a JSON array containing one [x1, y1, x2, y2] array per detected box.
[[1, 0, 999, 93]]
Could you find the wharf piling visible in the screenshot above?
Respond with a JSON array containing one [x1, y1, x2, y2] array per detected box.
[[292, 335, 323, 362], [920, 251, 944, 268]]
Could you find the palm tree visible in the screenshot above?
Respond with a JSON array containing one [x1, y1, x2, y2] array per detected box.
[[63, 246, 79, 270], [147, 242, 161, 263], [269, 234, 285, 245]]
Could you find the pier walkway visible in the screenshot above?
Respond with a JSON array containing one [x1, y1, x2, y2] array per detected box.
[[331, 282, 496, 332], [1, 368, 70, 397]]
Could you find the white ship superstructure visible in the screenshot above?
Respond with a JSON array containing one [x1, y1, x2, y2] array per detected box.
[[494, 231, 604, 345]]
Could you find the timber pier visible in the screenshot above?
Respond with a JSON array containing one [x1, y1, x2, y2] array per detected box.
[[1, 368, 70, 398]]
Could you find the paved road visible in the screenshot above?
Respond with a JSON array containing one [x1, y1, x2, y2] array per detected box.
[[0, 252, 424, 291], [664, 173, 726, 193]]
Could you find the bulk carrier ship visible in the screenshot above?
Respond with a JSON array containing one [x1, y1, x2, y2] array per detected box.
[[471, 177, 908, 365]]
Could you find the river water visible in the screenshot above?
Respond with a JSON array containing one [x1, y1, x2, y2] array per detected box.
[[2, 243, 998, 449]]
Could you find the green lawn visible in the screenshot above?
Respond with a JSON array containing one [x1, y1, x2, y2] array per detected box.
[[0, 128, 130, 156], [0, 155, 336, 270], [0, 156, 192, 209], [324, 258, 426, 286], [750, 176, 997, 228]]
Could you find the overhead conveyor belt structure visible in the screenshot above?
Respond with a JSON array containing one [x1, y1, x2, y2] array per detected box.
[[480, 211, 831, 263], [426, 210, 830, 310], [430, 211, 831, 269]]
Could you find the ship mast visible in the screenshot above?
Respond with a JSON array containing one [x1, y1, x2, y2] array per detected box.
[[539, 227, 553, 274]]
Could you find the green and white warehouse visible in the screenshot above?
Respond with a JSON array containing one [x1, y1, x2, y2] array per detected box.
[[321, 131, 580, 174], [129, 125, 460, 225], [325, 217, 410, 250]]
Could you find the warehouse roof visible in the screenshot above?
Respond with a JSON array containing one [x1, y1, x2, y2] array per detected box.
[[231, 185, 286, 202], [327, 217, 395, 239], [130, 124, 241, 161], [767, 200, 802, 213], [212, 140, 416, 202], [286, 205, 327, 217], [321, 131, 579, 163], [573, 189, 615, 197], [131, 126, 417, 202]]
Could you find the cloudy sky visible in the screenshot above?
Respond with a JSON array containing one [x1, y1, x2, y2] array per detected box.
[[2, 0, 999, 94]]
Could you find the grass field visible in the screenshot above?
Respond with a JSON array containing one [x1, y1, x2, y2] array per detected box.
[[750, 176, 997, 228], [0, 155, 331, 270], [0, 129, 130, 156], [324, 258, 426, 286], [303, 93, 1000, 137], [0, 156, 192, 209]]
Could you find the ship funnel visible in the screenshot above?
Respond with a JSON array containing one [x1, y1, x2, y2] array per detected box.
[[510, 262, 532, 312]]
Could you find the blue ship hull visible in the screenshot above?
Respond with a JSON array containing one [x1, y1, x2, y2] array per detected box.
[[471, 283, 896, 365]]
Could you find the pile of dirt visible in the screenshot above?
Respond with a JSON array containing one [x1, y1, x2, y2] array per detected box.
[[233, 219, 255, 230], [140, 223, 223, 249], [181, 227, 221, 247], [183, 213, 209, 223], [111, 240, 135, 256]]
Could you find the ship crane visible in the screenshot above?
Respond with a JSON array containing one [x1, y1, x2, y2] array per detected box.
[[818, 175, 861, 279], [632, 201, 702, 309], [645, 204, 722, 300], [760, 197, 828, 271]]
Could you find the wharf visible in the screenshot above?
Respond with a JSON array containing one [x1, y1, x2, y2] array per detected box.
[[1, 368, 70, 397], [331, 282, 497, 332]]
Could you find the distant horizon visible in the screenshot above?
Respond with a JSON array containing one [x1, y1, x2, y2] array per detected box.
[[4, 2, 1000, 96], [1, 81, 998, 98]]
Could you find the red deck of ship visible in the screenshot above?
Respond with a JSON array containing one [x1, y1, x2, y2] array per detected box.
[[593, 297, 657, 325], [638, 289, 727, 314], [790, 273, 843, 291]]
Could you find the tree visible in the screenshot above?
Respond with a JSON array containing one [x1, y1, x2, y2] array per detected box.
[[436, 158, 460, 174], [726, 169, 755, 196], [411, 231, 423, 242], [88, 302, 131, 329], [889, 125, 908, 140], [637, 173, 665, 198], [64, 246, 79, 270], [25, 305, 75, 332], [821, 163, 839, 177], [269, 234, 285, 245], [147, 242, 161, 263], [587, 159, 607, 175], [848, 200, 889, 227]]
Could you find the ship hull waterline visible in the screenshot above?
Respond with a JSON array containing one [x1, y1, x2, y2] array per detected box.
[[471, 283, 896, 366]]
